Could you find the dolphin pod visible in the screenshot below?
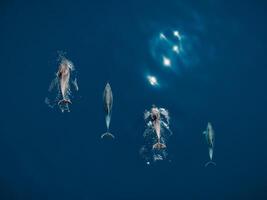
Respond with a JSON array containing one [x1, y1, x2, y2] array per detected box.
[[46, 55, 217, 166]]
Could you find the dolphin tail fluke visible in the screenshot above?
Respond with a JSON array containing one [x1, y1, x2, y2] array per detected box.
[[101, 132, 115, 139], [152, 142, 166, 149], [205, 161, 216, 167], [58, 99, 71, 112]]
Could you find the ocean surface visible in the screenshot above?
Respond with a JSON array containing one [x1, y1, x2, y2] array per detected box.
[[0, 0, 267, 199]]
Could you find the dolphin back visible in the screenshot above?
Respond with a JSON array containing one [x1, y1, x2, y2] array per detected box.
[[103, 83, 113, 114]]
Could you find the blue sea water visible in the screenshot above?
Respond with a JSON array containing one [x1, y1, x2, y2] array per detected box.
[[0, 0, 267, 199]]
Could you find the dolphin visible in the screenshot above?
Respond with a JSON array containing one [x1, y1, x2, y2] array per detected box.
[[152, 117, 166, 149], [46, 53, 79, 113], [101, 83, 114, 139], [150, 107, 166, 149], [57, 59, 72, 111], [203, 122, 216, 167]]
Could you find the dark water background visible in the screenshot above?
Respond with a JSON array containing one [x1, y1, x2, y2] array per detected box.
[[0, 0, 267, 199]]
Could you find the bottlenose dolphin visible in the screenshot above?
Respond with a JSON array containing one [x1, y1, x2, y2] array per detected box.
[[203, 122, 216, 167], [144, 105, 172, 149], [46, 53, 78, 113], [151, 107, 166, 149], [101, 83, 114, 139], [57, 60, 72, 107]]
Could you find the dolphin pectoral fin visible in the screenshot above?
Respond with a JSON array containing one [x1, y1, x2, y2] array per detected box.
[[101, 132, 115, 139], [205, 161, 216, 167], [203, 131, 207, 135]]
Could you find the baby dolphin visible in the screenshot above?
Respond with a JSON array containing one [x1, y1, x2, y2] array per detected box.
[[203, 122, 216, 167], [101, 83, 115, 139]]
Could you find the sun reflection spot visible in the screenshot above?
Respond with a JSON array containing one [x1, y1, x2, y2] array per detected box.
[[173, 31, 181, 40], [159, 33, 167, 40], [163, 56, 171, 67], [172, 45, 180, 53], [147, 75, 158, 86]]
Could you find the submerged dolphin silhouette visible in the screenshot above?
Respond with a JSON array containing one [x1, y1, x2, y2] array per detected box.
[[101, 83, 114, 139]]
